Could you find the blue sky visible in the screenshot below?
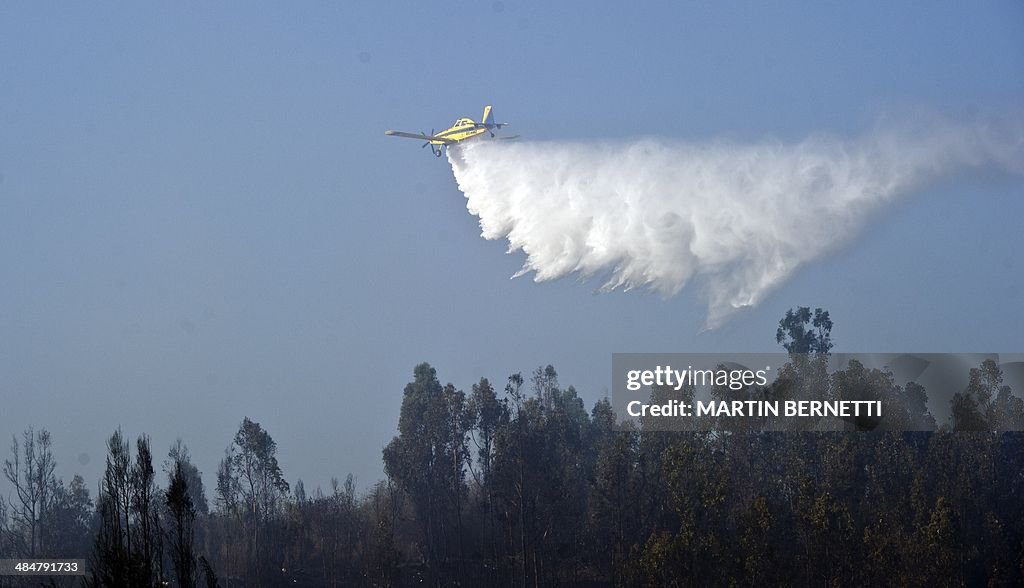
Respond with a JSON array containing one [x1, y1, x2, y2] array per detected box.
[[1, 1, 1022, 492]]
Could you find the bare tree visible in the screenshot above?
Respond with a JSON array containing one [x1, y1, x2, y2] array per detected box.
[[2, 427, 56, 557]]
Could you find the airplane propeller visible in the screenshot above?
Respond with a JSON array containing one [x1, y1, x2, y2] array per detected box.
[[419, 129, 443, 157]]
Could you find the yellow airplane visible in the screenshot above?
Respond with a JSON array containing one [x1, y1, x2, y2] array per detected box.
[[385, 105, 516, 157]]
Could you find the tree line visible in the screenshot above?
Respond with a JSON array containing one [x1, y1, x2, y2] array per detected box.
[[2, 307, 1024, 586]]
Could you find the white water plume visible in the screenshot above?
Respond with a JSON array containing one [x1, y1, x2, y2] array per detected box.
[[447, 116, 1022, 328]]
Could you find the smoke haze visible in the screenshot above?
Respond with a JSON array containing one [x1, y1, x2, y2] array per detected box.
[[448, 116, 1022, 327]]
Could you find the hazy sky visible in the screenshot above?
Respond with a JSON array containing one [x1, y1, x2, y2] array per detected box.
[[2, 1, 1022, 494]]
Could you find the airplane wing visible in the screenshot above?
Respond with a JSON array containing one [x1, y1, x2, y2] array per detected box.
[[384, 130, 455, 144], [385, 130, 433, 140]]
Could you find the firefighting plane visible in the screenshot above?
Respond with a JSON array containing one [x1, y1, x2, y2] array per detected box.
[[385, 105, 517, 157]]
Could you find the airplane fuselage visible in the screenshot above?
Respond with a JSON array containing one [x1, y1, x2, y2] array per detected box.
[[427, 118, 489, 145]]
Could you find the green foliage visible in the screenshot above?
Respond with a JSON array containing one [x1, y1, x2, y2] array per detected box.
[[382, 363, 471, 581], [776, 306, 834, 355]]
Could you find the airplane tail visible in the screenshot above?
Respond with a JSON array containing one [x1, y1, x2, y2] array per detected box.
[[482, 105, 509, 129]]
